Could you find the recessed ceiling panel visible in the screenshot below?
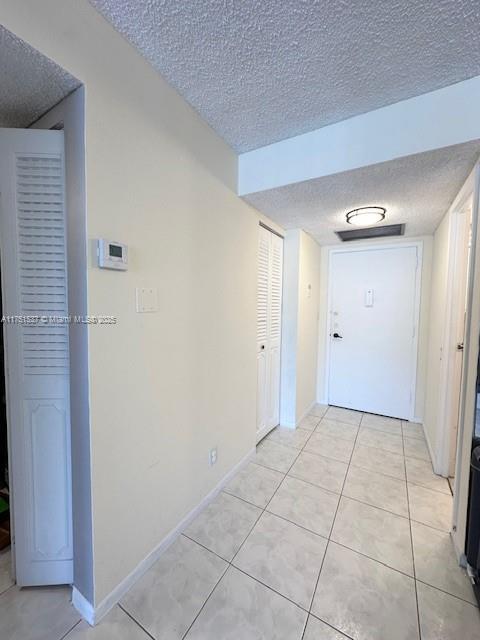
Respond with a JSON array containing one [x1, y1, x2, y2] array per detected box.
[[0, 26, 80, 129], [244, 142, 480, 245], [90, 0, 480, 151]]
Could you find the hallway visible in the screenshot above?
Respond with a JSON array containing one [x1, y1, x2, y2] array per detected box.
[[0, 405, 478, 639]]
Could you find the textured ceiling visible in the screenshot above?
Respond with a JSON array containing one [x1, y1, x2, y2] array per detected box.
[[90, 0, 480, 152], [244, 142, 480, 245], [0, 26, 80, 128]]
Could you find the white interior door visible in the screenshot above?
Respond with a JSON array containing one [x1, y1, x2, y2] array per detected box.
[[0, 129, 73, 585], [328, 245, 420, 419], [256, 226, 283, 442]]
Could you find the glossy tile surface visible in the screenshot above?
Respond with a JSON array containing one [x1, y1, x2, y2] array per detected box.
[[309, 403, 329, 418], [303, 615, 349, 639], [417, 582, 480, 640], [2, 407, 477, 640], [411, 521, 475, 604], [304, 431, 355, 463], [331, 497, 413, 575], [351, 444, 406, 480], [64, 606, 149, 639], [405, 456, 451, 494], [233, 512, 327, 608], [360, 413, 402, 434], [298, 415, 320, 431], [267, 426, 312, 450], [0, 585, 80, 640], [289, 451, 348, 494], [223, 462, 284, 508], [403, 437, 430, 461], [121, 535, 226, 640], [325, 406, 362, 425], [314, 418, 359, 442], [357, 427, 403, 454], [402, 421, 425, 440], [254, 439, 299, 473], [185, 567, 307, 639], [408, 483, 453, 532], [267, 476, 339, 538], [312, 543, 419, 640], [343, 465, 409, 517], [185, 492, 261, 561]]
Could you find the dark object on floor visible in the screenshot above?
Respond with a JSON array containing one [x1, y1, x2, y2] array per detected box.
[[0, 518, 9, 551], [466, 446, 480, 606]]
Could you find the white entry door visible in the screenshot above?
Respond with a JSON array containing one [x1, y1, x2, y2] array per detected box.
[[257, 226, 283, 442], [0, 129, 73, 585], [328, 245, 420, 419]]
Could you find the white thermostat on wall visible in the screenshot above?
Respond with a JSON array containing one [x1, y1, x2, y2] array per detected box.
[[97, 239, 128, 270]]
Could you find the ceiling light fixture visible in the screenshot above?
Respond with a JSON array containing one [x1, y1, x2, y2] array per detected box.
[[346, 206, 386, 227]]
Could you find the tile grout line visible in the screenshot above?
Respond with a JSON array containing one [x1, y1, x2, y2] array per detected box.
[[301, 409, 364, 639], [118, 603, 157, 640], [183, 526, 478, 609], [402, 420, 423, 640], [179, 415, 323, 640], [179, 560, 230, 640], [185, 410, 458, 640], [58, 619, 82, 640], [180, 410, 455, 639]]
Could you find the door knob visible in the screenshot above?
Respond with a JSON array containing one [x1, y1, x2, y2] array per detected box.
[[261, 345, 265, 350], [457, 342, 464, 351], [332, 332, 343, 339]]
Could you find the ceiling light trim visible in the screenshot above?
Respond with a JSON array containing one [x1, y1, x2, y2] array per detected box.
[[346, 206, 386, 226]]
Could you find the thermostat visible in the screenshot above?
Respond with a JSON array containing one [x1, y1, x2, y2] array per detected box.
[[97, 239, 128, 270]]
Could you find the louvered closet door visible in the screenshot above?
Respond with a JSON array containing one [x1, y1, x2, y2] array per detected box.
[[256, 226, 283, 442], [0, 129, 73, 586]]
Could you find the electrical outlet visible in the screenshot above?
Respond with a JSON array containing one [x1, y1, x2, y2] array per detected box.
[[209, 447, 217, 466]]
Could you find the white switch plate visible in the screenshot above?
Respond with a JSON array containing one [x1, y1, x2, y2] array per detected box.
[[135, 287, 158, 313], [209, 447, 217, 466]]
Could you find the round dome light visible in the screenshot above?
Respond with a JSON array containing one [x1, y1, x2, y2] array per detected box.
[[346, 206, 386, 227]]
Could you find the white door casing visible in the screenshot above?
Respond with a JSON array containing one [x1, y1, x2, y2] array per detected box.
[[0, 129, 73, 586], [326, 244, 421, 420], [256, 226, 283, 442], [448, 212, 471, 476]]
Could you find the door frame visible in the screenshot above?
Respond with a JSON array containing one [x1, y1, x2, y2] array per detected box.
[[435, 175, 475, 478], [0, 129, 73, 585], [324, 240, 423, 421], [451, 162, 480, 562], [256, 221, 284, 443]]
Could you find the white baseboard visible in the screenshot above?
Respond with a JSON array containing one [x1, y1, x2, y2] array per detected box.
[[72, 587, 95, 626], [279, 420, 295, 429], [423, 425, 441, 475], [280, 400, 317, 430], [72, 446, 256, 626]]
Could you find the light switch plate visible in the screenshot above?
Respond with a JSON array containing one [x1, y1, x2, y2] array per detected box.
[[136, 287, 158, 313]]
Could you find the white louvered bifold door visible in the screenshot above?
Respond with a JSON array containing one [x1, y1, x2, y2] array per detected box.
[[0, 129, 73, 586], [256, 226, 283, 442]]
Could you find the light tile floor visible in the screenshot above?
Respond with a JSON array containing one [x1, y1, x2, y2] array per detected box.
[[1, 407, 479, 639]]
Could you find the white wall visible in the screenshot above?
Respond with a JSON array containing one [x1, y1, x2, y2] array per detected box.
[[280, 230, 321, 426], [0, 0, 262, 607], [423, 215, 451, 463], [316, 236, 433, 421]]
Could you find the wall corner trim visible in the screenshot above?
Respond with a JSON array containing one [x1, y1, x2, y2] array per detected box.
[[72, 446, 255, 626], [72, 587, 95, 626]]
